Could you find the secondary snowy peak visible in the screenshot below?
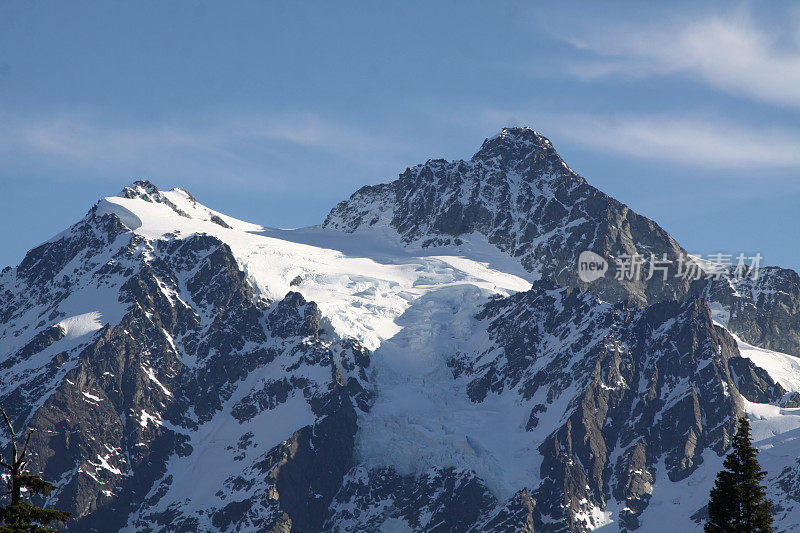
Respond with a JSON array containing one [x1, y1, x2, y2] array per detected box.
[[114, 179, 258, 231], [0, 188, 377, 530], [324, 126, 690, 307]]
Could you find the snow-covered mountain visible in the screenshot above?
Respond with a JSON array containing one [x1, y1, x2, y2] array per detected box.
[[324, 127, 690, 307], [2, 128, 800, 532]]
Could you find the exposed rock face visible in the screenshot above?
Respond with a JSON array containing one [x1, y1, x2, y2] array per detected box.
[[449, 282, 783, 531], [701, 266, 800, 357], [324, 127, 691, 307]]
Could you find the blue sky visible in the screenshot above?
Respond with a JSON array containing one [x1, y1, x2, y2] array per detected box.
[[1, 1, 799, 270]]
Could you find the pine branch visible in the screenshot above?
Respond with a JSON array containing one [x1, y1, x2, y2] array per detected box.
[[17, 475, 56, 497]]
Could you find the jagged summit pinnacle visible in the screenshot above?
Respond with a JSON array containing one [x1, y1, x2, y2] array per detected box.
[[471, 126, 559, 166], [120, 179, 160, 199], [118, 180, 198, 209], [113, 180, 196, 220]]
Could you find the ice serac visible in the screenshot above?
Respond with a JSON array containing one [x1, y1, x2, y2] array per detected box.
[[324, 126, 691, 307]]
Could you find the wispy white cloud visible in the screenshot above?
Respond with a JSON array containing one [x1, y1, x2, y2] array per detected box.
[[0, 110, 396, 163], [545, 114, 800, 170], [0, 110, 407, 196], [557, 7, 800, 109], [443, 107, 800, 171]]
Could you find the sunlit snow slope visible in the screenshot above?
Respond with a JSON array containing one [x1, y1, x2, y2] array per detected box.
[[101, 188, 532, 352]]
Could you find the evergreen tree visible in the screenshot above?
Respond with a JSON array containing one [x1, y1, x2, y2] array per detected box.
[[0, 407, 70, 533], [705, 416, 773, 533]]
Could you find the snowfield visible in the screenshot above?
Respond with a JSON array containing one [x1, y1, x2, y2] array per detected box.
[[101, 190, 533, 351], [735, 334, 800, 393]]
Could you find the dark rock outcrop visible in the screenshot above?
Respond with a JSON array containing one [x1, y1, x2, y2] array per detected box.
[[701, 266, 800, 357]]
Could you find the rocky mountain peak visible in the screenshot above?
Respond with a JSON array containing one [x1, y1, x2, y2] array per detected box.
[[324, 126, 690, 307], [471, 126, 563, 170]]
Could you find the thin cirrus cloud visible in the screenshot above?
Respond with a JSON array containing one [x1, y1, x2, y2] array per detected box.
[[544, 114, 800, 171], [559, 9, 800, 110], [0, 110, 402, 184]]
